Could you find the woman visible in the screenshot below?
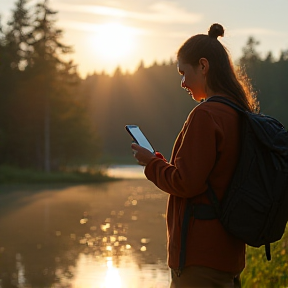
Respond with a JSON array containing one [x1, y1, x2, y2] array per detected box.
[[131, 23, 258, 288]]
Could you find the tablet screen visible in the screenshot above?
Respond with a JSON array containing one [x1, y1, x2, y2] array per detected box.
[[126, 125, 155, 153]]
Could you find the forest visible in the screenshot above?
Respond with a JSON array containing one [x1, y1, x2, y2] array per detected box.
[[1, 0, 288, 171]]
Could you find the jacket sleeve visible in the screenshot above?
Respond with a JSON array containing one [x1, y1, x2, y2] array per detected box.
[[144, 107, 222, 198]]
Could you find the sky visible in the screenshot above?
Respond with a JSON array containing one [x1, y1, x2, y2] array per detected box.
[[1, 0, 288, 77]]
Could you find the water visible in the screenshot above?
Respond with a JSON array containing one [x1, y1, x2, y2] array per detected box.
[[0, 166, 170, 288], [105, 165, 146, 179]]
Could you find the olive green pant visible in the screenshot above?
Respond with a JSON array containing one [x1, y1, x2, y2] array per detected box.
[[170, 266, 242, 288]]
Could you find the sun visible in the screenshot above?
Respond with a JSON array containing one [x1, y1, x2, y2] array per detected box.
[[93, 22, 136, 60]]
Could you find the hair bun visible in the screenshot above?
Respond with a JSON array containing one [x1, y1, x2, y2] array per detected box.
[[208, 23, 224, 39]]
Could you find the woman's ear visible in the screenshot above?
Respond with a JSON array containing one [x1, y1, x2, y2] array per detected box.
[[199, 58, 209, 74]]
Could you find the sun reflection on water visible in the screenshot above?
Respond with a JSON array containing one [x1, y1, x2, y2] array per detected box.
[[103, 258, 122, 288], [0, 179, 170, 287], [72, 253, 169, 288], [70, 180, 170, 287], [106, 165, 146, 179]]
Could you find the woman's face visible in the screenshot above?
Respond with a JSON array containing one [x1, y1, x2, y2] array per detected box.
[[177, 58, 206, 102]]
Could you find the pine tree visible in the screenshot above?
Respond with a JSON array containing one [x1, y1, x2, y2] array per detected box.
[[25, 0, 76, 171], [0, 0, 100, 170], [0, 0, 33, 165], [4, 0, 32, 71]]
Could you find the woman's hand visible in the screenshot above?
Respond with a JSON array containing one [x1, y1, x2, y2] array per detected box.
[[131, 143, 156, 166]]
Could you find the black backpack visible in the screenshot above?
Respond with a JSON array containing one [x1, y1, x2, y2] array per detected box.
[[179, 96, 288, 270]]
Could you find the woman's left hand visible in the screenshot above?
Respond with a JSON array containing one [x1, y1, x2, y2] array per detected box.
[[131, 143, 156, 166]]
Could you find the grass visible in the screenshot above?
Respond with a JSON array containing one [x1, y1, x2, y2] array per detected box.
[[241, 228, 288, 288], [0, 165, 117, 184]]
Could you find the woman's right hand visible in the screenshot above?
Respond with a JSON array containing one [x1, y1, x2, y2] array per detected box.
[[131, 143, 156, 166]]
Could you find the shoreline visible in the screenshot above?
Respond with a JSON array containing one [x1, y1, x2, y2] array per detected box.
[[0, 165, 120, 185]]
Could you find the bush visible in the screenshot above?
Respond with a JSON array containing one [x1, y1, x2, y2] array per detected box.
[[242, 228, 288, 288], [0, 165, 114, 184]]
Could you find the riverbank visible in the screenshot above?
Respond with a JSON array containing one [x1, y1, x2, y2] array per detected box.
[[0, 165, 118, 184]]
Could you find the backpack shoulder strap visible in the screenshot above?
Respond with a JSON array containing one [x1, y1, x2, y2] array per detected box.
[[206, 96, 246, 114], [205, 183, 220, 217], [204, 97, 245, 218]]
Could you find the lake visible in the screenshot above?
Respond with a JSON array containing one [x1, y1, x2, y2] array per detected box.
[[0, 166, 170, 288]]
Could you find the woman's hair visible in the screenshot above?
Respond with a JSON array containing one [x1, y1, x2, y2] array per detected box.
[[177, 23, 259, 112]]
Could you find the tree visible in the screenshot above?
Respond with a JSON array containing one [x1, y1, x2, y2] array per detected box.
[[239, 37, 261, 67], [5, 0, 32, 70], [24, 0, 100, 170], [0, 0, 33, 165], [238, 36, 262, 84], [0, 0, 100, 170], [237, 37, 288, 126]]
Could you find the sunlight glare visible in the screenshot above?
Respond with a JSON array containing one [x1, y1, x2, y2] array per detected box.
[[92, 22, 136, 60], [106, 165, 145, 179], [103, 258, 122, 288]]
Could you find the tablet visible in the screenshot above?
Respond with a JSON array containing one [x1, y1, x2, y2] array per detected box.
[[125, 125, 155, 153]]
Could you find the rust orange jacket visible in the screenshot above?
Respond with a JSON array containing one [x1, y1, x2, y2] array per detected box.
[[145, 99, 246, 273]]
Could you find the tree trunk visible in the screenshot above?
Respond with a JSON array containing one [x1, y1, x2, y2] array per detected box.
[[44, 100, 50, 172]]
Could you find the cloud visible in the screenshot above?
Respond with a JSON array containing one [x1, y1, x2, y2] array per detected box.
[[131, 2, 202, 24], [52, 1, 202, 24], [50, 2, 127, 17], [59, 20, 147, 36]]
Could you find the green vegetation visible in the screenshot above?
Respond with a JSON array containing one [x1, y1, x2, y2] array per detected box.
[[242, 229, 288, 288], [81, 39, 288, 161], [0, 165, 115, 184], [1, 1, 288, 178], [0, 0, 100, 172]]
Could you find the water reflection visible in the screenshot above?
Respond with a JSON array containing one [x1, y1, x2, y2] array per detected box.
[[105, 258, 122, 287], [106, 165, 146, 179], [73, 253, 169, 288], [0, 175, 169, 287]]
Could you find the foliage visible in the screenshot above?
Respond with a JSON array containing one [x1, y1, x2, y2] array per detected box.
[[2, 1, 288, 169], [0, 0, 100, 171], [79, 62, 195, 160], [238, 37, 288, 126], [242, 229, 288, 288], [0, 165, 112, 184], [80, 39, 288, 161]]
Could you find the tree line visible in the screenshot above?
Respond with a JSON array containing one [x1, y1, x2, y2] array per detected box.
[[81, 38, 288, 162], [0, 0, 99, 171], [1, 0, 288, 170]]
